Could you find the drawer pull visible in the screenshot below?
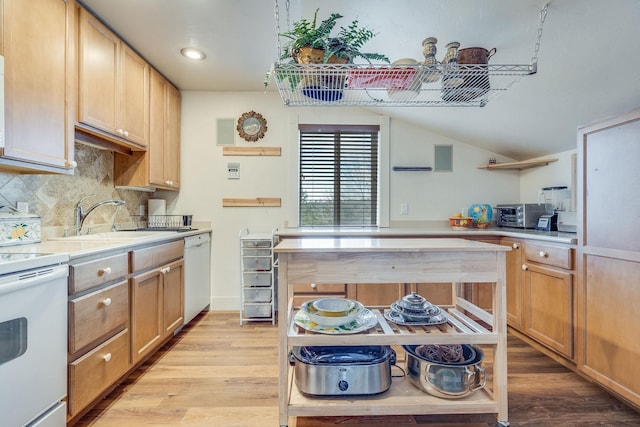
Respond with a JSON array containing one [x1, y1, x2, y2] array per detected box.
[[310, 283, 317, 289], [522, 264, 528, 271], [103, 353, 112, 362], [99, 267, 112, 276], [102, 297, 112, 307], [538, 251, 548, 258], [512, 243, 519, 249]]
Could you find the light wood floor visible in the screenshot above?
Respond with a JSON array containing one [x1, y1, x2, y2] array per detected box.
[[76, 312, 640, 427]]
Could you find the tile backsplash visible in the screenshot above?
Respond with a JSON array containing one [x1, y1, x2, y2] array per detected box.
[[0, 143, 151, 237]]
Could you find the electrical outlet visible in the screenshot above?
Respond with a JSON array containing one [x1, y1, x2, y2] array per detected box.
[[16, 202, 29, 213], [400, 203, 409, 215]]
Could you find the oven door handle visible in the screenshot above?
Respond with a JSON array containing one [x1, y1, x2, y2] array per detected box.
[[0, 266, 68, 296]]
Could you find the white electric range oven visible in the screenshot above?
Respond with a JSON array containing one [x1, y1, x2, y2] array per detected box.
[[0, 251, 69, 427]]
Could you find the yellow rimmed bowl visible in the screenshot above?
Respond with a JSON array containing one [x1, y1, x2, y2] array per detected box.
[[303, 299, 363, 327]]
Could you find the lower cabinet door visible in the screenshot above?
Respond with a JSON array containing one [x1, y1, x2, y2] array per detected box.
[[523, 263, 574, 358], [163, 258, 184, 335], [131, 269, 163, 363], [68, 329, 130, 416]]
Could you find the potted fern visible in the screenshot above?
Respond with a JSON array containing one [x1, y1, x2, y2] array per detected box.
[[268, 9, 389, 100]]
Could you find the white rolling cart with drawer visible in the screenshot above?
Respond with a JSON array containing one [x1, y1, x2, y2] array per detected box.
[[239, 228, 278, 325]]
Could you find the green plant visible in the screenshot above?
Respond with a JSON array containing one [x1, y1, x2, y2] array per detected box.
[[279, 9, 389, 64], [265, 9, 389, 89]]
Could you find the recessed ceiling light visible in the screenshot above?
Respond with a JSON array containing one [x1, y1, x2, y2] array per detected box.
[[180, 47, 206, 60]]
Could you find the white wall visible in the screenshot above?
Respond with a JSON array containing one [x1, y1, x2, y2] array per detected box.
[[163, 90, 564, 311]]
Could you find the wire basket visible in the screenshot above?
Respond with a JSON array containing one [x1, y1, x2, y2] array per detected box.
[[131, 215, 192, 230]]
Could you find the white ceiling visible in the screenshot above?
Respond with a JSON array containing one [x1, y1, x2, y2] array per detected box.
[[79, 0, 640, 160]]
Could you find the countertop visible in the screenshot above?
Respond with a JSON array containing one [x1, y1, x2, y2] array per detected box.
[[1, 224, 212, 259], [276, 222, 577, 244]]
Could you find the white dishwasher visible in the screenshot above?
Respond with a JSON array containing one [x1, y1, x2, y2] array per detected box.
[[183, 233, 211, 326]]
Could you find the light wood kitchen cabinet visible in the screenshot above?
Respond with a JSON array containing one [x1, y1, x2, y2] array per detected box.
[[522, 241, 574, 359], [67, 250, 130, 418], [114, 68, 181, 191], [0, 0, 76, 174], [130, 241, 184, 363], [77, 6, 148, 150], [577, 108, 640, 408], [149, 68, 180, 189], [501, 238, 524, 329], [348, 283, 452, 307]]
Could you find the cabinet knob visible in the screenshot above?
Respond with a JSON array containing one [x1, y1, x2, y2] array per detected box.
[[522, 264, 528, 271], [103, 353, 112, 362], [99, 267, 112, 276], [310, 283, 317, 289], [123, 130, 129, 137], [161, 266, 171, 274], [512, 243, 519, 249], [116, 129, 124, 135], [102, 297, 112, 307], [538, 251, 548, 258], [65, 160, 78, 169], [165, 180, 174, 186]]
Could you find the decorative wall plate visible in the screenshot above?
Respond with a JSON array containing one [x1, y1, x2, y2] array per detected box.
[[237, 111, 267, 142]]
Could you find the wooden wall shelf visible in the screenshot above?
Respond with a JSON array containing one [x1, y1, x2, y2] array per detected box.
[[222, 198, 281, 207], [222, 147, 281, 156], [477, 158, 558, 170]]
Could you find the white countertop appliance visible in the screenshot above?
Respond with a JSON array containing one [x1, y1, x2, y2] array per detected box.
[[0, 251, 69, 426]]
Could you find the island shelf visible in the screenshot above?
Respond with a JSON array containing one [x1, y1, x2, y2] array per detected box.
[[275, 237, 510, 427]]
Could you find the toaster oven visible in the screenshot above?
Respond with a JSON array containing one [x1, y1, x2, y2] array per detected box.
[[496, 203, 547, 228]]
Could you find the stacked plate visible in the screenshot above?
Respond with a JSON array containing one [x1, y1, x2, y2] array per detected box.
[[294, 298, 378, 334], [384, 292, 447, 326]]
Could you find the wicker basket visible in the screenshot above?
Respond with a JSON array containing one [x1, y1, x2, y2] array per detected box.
[[449, 217, 473, 230]]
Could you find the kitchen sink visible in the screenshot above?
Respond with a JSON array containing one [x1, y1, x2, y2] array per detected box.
[[48, 230, 178, 241]]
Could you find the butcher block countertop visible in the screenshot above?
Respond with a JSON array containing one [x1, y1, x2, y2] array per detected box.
[[276, 222, 577, 244]]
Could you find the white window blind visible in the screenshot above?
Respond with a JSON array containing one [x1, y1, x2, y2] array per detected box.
[[299, 125, 379, 227]]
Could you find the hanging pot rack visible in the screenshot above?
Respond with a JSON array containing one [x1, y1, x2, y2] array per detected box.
[[267, 1, 549, 108]]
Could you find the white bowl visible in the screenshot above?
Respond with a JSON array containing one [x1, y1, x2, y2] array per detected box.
[[303, 299, 363, 327], [311, 298, 356, 317]]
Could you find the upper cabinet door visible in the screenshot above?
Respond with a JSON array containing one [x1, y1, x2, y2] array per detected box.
[[77, 8, 118, 135], [2, 0, 76, 171], [77, 6, 148, 149], [119, 44, 149, 146]]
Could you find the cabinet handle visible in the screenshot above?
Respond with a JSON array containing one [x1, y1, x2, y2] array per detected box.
[[98, 267, 112, 276], [165, 180, 173, 186], [102, 297, 112, 307], [522, 264, 528, 271], [103, 353, 112, 362], [310, 283, 317, 289], [161, 266, 171, 274], [538, 251, 548, 258], [65, 160, 78, 169], [123, 130, 129, 137], [512, 243, 519, 249], [116, 129, 124, 135]]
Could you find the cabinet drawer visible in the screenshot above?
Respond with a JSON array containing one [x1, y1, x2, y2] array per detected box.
[[68, 329, 130, 417], [524, 242, 574, 270], [69, 280, 129, 355], [242, 256, 272, 271], [131, 240, 184, 272], [70, 253, 128, 294], [243, 287, 272, 303], [243, 272, 272, 287], [293, 283, 346, 294], [241, 239, 272, 248]]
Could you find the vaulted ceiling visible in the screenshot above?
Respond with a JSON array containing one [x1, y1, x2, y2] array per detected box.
[[79, 0, 640, 160]]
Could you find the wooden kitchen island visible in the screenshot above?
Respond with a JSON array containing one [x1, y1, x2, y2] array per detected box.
[[274, 237, 510, 427]]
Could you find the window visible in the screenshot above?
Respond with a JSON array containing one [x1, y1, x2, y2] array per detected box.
[[299, 124, 379, 226]]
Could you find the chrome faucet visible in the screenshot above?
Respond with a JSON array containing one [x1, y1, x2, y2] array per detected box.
[[75, 195, 126, 235]]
